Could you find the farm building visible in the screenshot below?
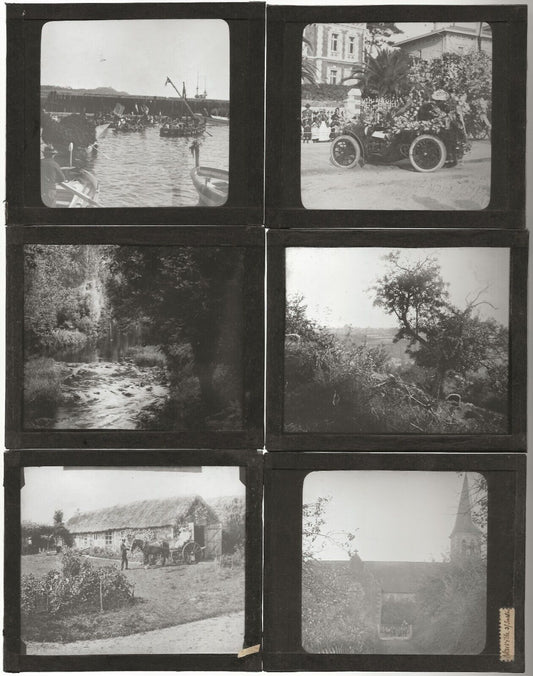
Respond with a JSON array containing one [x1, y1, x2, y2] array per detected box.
[[66, 495, 222, 559]]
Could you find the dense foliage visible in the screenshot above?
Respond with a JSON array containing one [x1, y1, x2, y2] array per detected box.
[[21, 550, 133, 617], [212, 496, 246, 554], [415, 558, 487, 654], [106, 246, 244, 428], [302, 497, 378, 653]]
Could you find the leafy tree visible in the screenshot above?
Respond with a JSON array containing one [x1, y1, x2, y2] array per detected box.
[[372, 252, 507, 399], [302, 496, 378, 653], [415, 558, 487, 654], [365, 22, 403, 57], [106, 246, 244, 423], [407, 51, 492, 100], [211, 496, 245, 554]]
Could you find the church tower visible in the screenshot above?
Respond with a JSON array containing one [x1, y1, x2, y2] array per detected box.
[[449, 473, 482, 563]]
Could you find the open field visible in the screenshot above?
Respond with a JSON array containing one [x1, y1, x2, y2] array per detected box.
[[21, 553, 244, 644]]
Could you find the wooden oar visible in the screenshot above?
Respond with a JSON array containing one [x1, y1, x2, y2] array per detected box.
[[59, 182, 103, 207], [165, 76, 213, 137]]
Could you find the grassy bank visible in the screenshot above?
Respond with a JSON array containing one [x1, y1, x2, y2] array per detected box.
[[21, 554, 244, 643], [125, 345, 167, 368], [24, 357, 67, 417]]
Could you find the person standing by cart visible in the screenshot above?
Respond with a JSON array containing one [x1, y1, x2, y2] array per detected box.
[[120, 539, 129, 570]]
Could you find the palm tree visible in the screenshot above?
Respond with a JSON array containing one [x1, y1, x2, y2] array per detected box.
[[361, 48, 411, 98], [301, 35, 317, 84]]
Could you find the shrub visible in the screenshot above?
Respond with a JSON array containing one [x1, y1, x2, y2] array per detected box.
[[22, 550, 134, 617], [21, 574, 47, 615], [125, 345, 167, 368]]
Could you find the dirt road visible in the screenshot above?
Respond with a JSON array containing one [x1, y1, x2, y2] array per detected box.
[[301, 139, 491, 210], [25, 610, 244, 655]]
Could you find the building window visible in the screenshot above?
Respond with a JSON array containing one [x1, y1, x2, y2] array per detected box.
[[105, 532, 112, 546], [330, 33, 339, 54], [329, 69, 338, 85], [348, 36, 356, 57]]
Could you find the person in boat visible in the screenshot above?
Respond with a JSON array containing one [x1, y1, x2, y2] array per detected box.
[[41, 145, 66, 208]]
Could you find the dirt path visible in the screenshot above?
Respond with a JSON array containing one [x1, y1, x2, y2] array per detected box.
[[25, 610, 244, 655], [301, 139, 491, 210]]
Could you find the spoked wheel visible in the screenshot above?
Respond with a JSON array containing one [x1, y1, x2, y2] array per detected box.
[[409, 134, 446, 173], [329, 135, 362, 169], [182, 541, 203, 564]]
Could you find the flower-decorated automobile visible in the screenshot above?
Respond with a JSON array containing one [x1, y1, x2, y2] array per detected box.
[[330, 93, 469, 173]]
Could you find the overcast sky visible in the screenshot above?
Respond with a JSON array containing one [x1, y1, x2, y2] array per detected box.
[[21, 466, 243, 525], [303, 471, 485, 562], [286, 247, 509, 329], [41, 20, 230, 99]]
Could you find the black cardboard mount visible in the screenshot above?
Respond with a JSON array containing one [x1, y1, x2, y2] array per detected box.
[[266, 228, 528, 451], [6, 2, 265, 225], [265, 4, 527, 228], [263, 452, 526, 672], [5, 226, 265, 450], [4, 449, 264, 672]]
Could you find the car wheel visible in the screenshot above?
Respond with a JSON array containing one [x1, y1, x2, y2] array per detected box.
[[330, 135, 362, 169], [409, 135, 447, 173]]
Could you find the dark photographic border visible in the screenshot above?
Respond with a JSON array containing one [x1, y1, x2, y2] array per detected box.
[[6, 2, 265, 225], [265, 5, 527, 228], [263, 452, 526, 672], [266, 228, 528, 451], [6, 226, 264, 449], [4, 449, 263, 671]]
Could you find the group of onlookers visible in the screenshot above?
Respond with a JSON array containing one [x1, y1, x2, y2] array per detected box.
[[301, 104, 347, 143]]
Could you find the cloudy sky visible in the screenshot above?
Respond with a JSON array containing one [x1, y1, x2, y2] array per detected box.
[[41, 20, 230, 99], [286, 247, 510, 329], [21, 466, 243, 525], [303, 471, 485, 562]]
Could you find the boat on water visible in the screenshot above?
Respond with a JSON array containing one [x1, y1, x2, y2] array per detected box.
[[55, 169, 101, 208], [207, 115, 229, 126], [160, 116, 206, 138], [189, 140, 228, 207]]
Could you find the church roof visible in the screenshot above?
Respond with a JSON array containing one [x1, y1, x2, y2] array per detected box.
[[450, 474, 483, 537], [311, 559, 448, 594], [364, 560, 448, 593]]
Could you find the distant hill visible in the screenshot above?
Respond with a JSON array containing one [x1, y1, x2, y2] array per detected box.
[[41, 85, 130, 96], [331, 326, 412, 364]]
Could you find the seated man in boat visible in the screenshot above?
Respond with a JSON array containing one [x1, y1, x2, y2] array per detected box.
[[41, 145, 66, 208]]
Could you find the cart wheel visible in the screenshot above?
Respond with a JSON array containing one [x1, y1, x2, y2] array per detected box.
[[182, 541, 203, 564], [409, 135, 446, 172], [330, 135, 362, 169]]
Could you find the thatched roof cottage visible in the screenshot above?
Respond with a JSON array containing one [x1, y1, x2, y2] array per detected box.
[[66, 495, 222, 558]]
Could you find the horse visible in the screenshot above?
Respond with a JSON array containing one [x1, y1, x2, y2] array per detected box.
[[130, 538, 170, 567]]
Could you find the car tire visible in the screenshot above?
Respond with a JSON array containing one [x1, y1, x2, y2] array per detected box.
[[409, 134, 447, 173], [329, 135, 362, 169]]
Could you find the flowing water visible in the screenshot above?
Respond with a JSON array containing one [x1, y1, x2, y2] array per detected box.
[[32, 331, 169, 430], [77, 124, 229, 207]]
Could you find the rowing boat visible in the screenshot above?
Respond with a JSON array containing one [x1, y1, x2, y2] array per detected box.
[[55, 169, 101, 207], [190, 166, 229, 207], [160, 123, 206, 138], [207, 115, 229, 126]]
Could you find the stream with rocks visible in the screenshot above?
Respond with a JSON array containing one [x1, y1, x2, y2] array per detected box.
[[53, 359, 169, 429], [29, 329, 170, 430]]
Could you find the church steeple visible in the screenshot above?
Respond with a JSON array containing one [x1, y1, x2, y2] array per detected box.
[[449, 473, 482, 563]]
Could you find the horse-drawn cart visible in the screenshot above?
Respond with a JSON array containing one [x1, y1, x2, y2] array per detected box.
[[131, 537, 204, 566]]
